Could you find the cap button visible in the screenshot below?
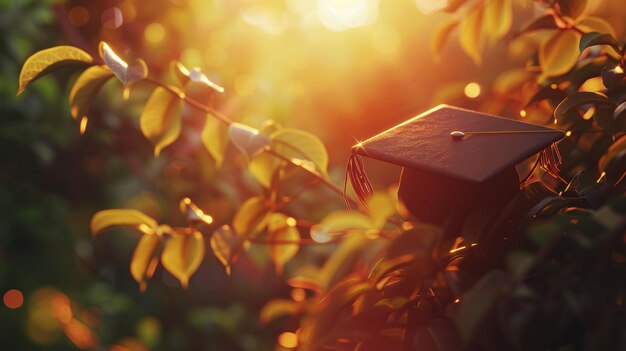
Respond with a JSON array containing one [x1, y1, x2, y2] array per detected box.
[[450, 131, 465, 140]]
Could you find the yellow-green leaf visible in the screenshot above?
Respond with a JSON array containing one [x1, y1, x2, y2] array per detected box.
[[17, 45, 93, 96], [99, 42, 147, 86], [539, 30, 581, 79], [267, 213, 300, 273], [232, 196, 270, 238], [130, 234, 161, 292], [210, 224, 241, 275], [484, 0, 512, 41], [271, 128, 329, 176], [459, 7, 485, 64], [430, 19, 458, 62], [161, 230, 205, 288], [69, 65, 113, 120], [249, 152, 282, 188], [259, 298, 302, 325], [201, 115, 228, 167], [366, 191, 395, 229], [140, 87, 182, 156], [91, 209, 158, 236], [578, 16, 616, 37]]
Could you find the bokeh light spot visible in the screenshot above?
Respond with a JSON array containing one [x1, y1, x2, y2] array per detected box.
[[4, 289, 23, 309], [290, 288, 306, 301], [317, 0, 379, 31], [278, 331, 298, 348], [464, 82, 481, 98], [145, 23, 166, 44], [68, 6, 89, 27], [519, 109, 527, 117], [310, 225, 331, 243], [101, 7, 123, 29]]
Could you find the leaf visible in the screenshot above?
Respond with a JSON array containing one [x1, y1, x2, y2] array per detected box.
[[599, 135, 626, 172], [430, 19, 458, 62], [259, 298, 302, 325], [161, 230, 205, 288], [267, 213, 300, 273], [140, 87, 182, 156], [233, 196, 270, 238], [99, 42, 147, 86], [319, 211, 374, 234], [369, 254, 419, 283], [459, 7, 484, 64], [201, 115, 228, 167], [248, 152, 282, 188], [366, 191, 395, 229], [271, 128, 329, 176], [493, 69, 533, 95], [578, 16, 616, 37], [210, 225, 241, 275], [484, 0, 512, 41], [579, 32, 621, 54], [517, 14, 559, 35], [189, 67, 224, 93], [17, 45, 93, 95], [69, 66, 113, 120], [540, 30, 581, 78], [557, 0, 587, 19], [554, 91, 612, 119], [318, 235, 369, 291], [130, 234, 161, 292], [228, 123, 271, 158], [91, 209, 158, 236], [170, 61, 191, 87], [443, 0, 468, 13], [593, 105, 615, 132], [614, 101, 626, 120]]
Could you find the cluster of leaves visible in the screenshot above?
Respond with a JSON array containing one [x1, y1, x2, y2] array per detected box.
[[16, 0, 626, 350]]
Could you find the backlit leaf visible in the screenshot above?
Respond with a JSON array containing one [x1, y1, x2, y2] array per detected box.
[[318, 234, 369, 291], [91, 209, 158, 236], [233, 196, 270, 238], [228, 123, 271, 158], [259, 298, 302, 325], [554, 91, 612, 119], [578, 16, 616, 37], [69, 65, 113, 120], [249, 152, 282, 188], [130, 234, 161, 292], [140, 87, 182, 156], [267, 213, 300, 273], [210, 225, 241, 275], [99, 42, 147, 86], [17, 45, 93, 95], [366, 191, 395, 229], [459, 7, 484, 64], [484, 0, 512, 41], [320, 211, 374, 233], [170, 61, 191, 87], [539, 30, 581, 78], [431, 19, 458, 62], [493, 69, 533, 95], [201, 115, 228, 167], [271, 128, 329, 176], [161, 230, 205, 288]]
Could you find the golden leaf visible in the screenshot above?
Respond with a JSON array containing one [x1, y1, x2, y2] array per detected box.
[[130, 234, 161, 292], [210, 225, 241, 275], [484, 0, 512, 41], [232, 196, 270, 238], [140, 87, 182, 156], [430, 19, 459, 62], [459, 7, 485, 64], [271, 128, 329, 176], [578, 16, 616, 37], [69, 65, 113, 120], [539, 30, 581, 79], [249, 152, 282, 188], [99, 42, 147, 86], [366, 191, 396, 229], [259, 298, 302, 325], [201, 115, 228, 167], [17, 46, 93, 96], [90, 209, 158, 236], [267, 213, 300, 273], [161, 230, 205, 288]]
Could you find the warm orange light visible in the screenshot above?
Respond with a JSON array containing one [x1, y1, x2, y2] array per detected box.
[[454, 298, 460, 304], [278, 332, 298, 349], [449, 246, 466, 253], [583, 106, 595, 120], [464, 82, 481, 99], [68, 6, 90, 27], [286, 217, 297, 227], [291, 288, 306, 302], [616, 66, 624, 74], [145, 23, 166, 44], [519, 109, 526, 117], [317, 0, 379, 32], [597, 171, 606, 183], [3, 289, 23, 309], [415, 0, 449, 14], [565, 131, 572, 137], [79, 116, 88, 135]]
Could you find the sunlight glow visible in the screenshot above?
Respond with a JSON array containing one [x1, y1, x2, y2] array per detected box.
[[317, 0, 379, 31], [414, 0, 448, 15], [464, 82, 481, 98], [145, 23, 166, 44]]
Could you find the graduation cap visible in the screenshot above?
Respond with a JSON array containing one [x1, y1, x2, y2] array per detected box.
[[346, 105, 565, 232]]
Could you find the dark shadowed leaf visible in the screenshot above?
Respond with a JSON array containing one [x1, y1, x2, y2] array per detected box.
[[579, 32, 622, 54], [554, 91, 612, 119]]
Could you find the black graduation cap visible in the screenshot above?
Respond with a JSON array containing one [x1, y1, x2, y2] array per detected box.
[[346, 105, 565, 232]]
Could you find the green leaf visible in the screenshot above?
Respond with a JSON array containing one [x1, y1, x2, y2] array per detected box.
[[140, 87, 182, 156], [99, 41, 147, 86], [232, 196, 270, 238], [17, 45, 93, 95], [579, 32, 621, 54], [430, 19, 458, 62], [459, 7, 484, 64], [271, 128, 329, 176], [267, 213, 300, 273], [554, 91, 612, 119], [201, 115, 228, 167], [210, 225, 241, 275], [228, 123, 271, 158], [130, 234, 161, 292], [91, 209, 158, 236], [540, 30, 581, 79], [161, 230, 205, 288], [69, 66, 113, 120]]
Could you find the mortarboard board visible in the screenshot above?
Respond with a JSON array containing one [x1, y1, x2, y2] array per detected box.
[[346, 105, 565, 232]]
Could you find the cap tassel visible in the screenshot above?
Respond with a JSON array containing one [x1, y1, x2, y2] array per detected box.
[[538, 142, 566, 183], [344, 153, 373, 210]]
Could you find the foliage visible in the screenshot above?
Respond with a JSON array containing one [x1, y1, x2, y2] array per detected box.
[[10, 0, 626, 350]]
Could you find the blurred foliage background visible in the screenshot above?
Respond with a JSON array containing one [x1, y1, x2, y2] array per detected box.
[[2, 0, 626, 350]]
